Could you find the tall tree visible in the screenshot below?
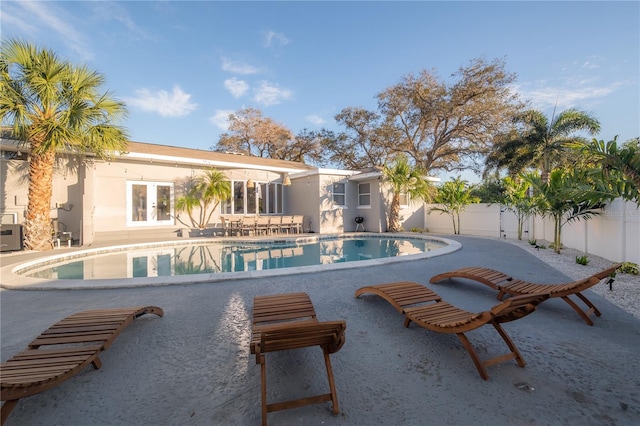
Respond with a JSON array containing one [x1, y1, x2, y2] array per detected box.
[[327, 107, 399, 169], [0, 39, 129, 251], [214, 108, 325, 164], [329, 58, 521, 172], [215, 108, 292, 157], [382, 156, 436, 232], [485, 108, 601, 181]]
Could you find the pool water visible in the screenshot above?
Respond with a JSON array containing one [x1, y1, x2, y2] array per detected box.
[[21, 236, 448, 280]]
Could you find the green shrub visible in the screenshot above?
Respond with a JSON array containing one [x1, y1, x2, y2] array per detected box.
[[528, 239, 537, 246], [619, 262, 639, 275], [575, 255, 590, 266]]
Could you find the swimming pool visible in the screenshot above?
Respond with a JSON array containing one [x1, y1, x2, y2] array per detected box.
[[5, 234, 460, 289]]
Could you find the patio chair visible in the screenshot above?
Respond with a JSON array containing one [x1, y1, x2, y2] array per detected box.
[[1, 306, 164, 424], [250, 292, 346, 425], [255, 216, 271, 236], [429, 263, 622, 326], [279, 216, 293, 234], [292, 215, 304, 234], [268, 216, 283, 235], [240, 216, 257, 236], [355, 282, 549, 380], [220, 216, 233, 236]]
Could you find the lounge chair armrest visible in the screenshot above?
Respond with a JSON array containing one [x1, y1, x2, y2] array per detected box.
[[255, 321, 347, 356], [491, 293, 550, 323]]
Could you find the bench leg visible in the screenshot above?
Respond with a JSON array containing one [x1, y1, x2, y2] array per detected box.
[[1, 400, 19, 425]]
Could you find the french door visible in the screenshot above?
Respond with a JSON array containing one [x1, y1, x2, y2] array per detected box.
[[127, 181, 174, 226]]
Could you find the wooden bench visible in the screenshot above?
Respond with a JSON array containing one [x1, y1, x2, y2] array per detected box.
[[250, 292, 346, 425], [1, 306, 163, 424]]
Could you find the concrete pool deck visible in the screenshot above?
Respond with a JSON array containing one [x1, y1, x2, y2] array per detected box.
[[1, 235, 638, 425]]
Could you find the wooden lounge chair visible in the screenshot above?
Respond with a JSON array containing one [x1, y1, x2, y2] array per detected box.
[[430, 263, 622, 326], [355, 282, 549, 380], [1, 306, 163, 424], [250, 292, 346, 425]]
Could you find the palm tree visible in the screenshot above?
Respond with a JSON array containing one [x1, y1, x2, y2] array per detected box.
[[485, 108, 600, 181], [175, 168, 231, 229], [382, 156, 435, 232], [429, 176, 480, 234], [571, 136, 640, 204], [501, 176, 536, 240], [1, 39, 128, 250], [524, 170, 603, 254]]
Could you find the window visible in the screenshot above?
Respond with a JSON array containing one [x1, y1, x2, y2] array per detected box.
[[358, 183, 371, 207], [332, 182, 346, 206], [399, 191, 409, 207], [221, 180, 283, 215], [267, 183, 283, 214], [127, 181, 174, 226]]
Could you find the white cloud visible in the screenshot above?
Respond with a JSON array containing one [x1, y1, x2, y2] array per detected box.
[[253, 81, 292, 106], [7, 1, 92, 59], [306, 115, 326, 126], [127, 86, 198, 117], [209, 110, 234, 130], [515, 81, 623, 110], [221, 57, 260, 75], [224, 78, 249, 98], [264, 30, 290, 48]]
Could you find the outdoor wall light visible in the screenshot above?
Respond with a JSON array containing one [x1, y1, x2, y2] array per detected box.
[[283, 173, 292, 186]]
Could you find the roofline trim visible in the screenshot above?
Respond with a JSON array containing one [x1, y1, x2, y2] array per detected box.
[[118, 151, 312, 173]]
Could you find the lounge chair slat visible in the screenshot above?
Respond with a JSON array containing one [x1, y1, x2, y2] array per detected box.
[[1, 306, 163, 423], [430, 264, 621, 325], [356, 281, 549, 380]]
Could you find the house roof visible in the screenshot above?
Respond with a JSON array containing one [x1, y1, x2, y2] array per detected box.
[[117, 141, 317, 174]]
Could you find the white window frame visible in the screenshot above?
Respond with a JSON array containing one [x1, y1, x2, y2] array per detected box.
[[399, 191, 409, 207], [332, 182, 346, 207], [221, 180, 283, 215], [126, 181, 174, 227], [358, 182, 371, 208]]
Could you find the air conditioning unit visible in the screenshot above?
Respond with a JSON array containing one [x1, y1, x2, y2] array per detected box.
[[0, 224, 23, 252]]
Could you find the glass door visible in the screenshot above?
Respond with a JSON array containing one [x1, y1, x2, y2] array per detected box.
[[127, 181, 174, 226]]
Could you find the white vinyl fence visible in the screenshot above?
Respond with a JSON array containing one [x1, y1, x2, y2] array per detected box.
[[424, 199, 640, 264]]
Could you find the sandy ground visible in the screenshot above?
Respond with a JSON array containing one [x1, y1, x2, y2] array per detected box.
[[1, 235, 639, 425]]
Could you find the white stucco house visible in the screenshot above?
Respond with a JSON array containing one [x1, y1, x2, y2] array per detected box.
[[0, 137, 427, 248]]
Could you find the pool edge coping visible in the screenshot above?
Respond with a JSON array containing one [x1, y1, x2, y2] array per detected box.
[[0, 233, 461, 290]]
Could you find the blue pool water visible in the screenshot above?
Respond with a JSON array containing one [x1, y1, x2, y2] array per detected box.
[[20, 235, 449, 280]]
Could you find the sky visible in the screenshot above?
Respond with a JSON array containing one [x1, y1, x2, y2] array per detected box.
[[2, 0, 639, 181]]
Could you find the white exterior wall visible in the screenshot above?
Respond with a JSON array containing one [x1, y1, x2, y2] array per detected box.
[[425, 201, 640, 264]]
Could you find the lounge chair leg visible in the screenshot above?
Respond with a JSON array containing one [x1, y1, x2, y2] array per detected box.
[[561, 295, 595, 326], [455, 333, 490, 380], [91, 355, 103, 369], [260, 354, 268, 426], [323, 349, 340, 414], [575, 293, 601, 317], [491, 322, 526, 368], [1, 400, 19, 425]]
